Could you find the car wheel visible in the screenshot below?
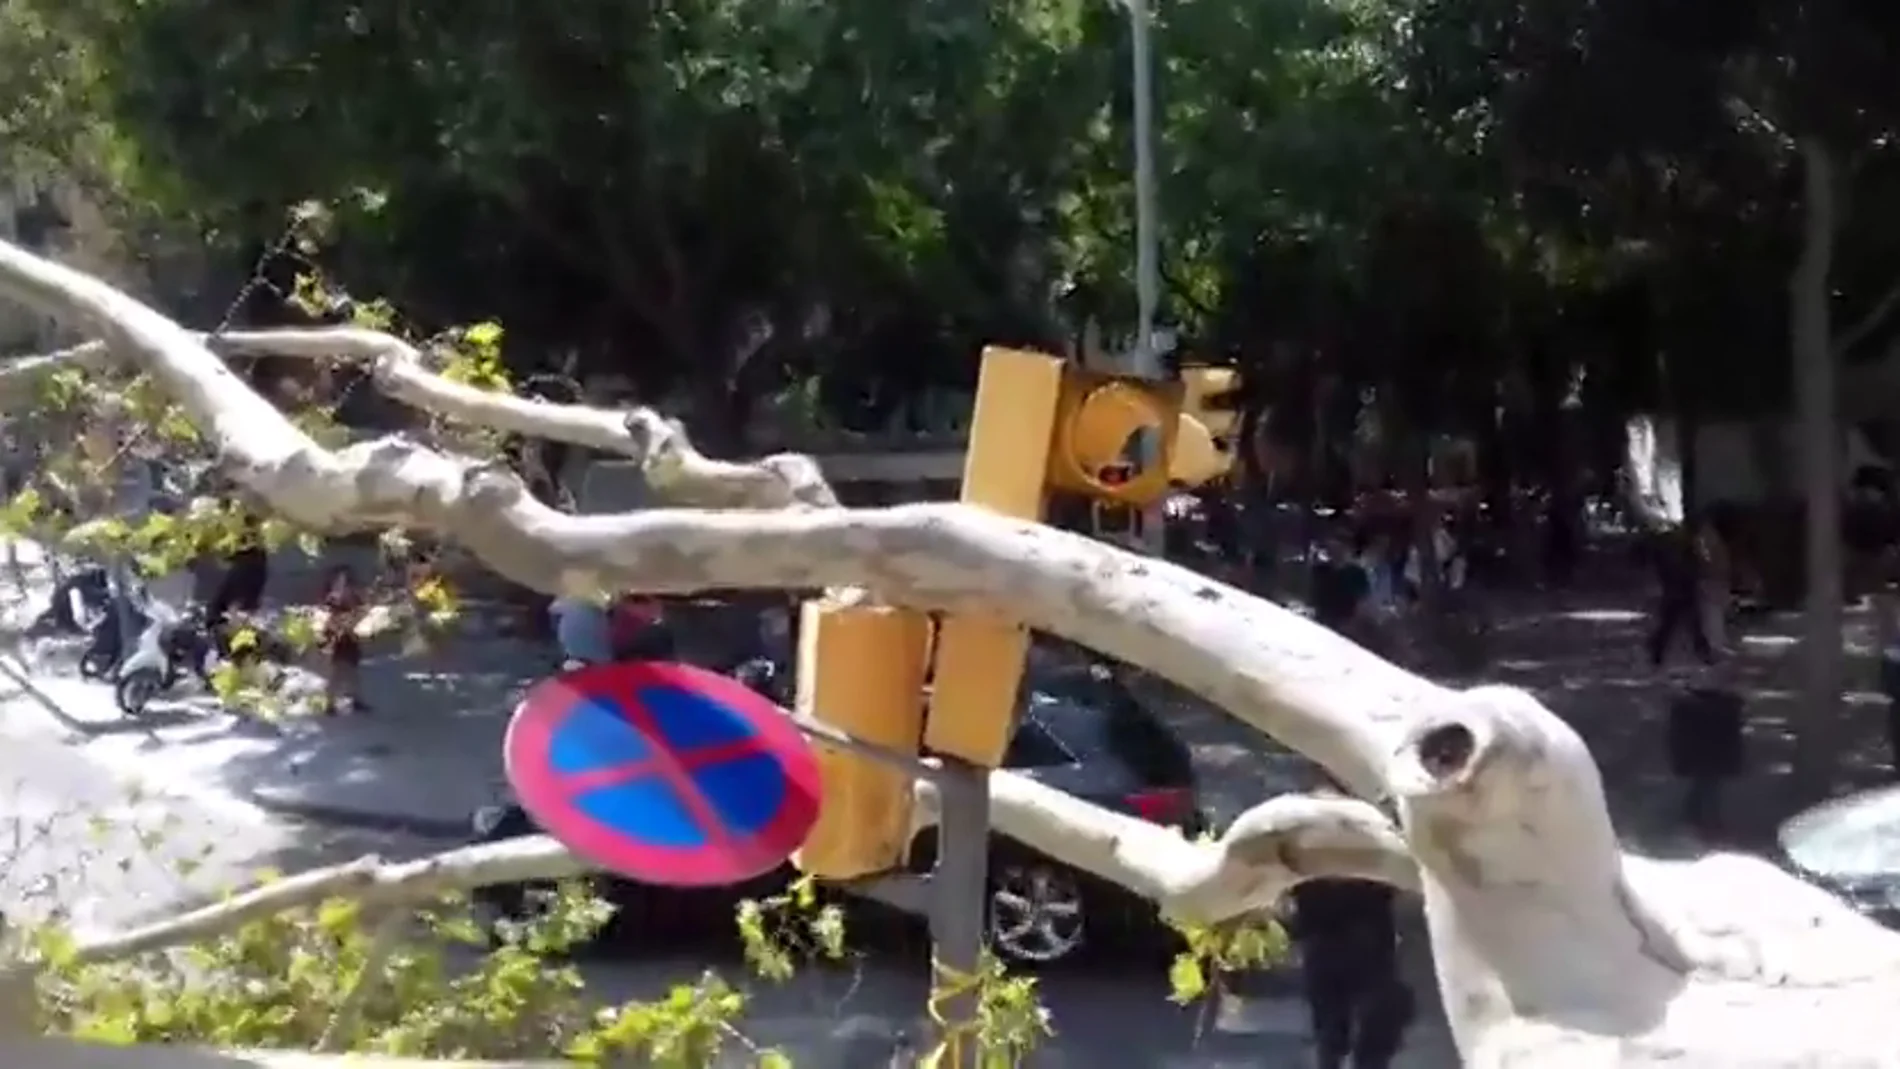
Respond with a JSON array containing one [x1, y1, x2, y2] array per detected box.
[[114, 669, 162, 716], [986, 861, 1088, 965]]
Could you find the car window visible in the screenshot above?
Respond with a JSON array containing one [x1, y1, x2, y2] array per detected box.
[[1003, 718, 1076, 768], [1031, 688, 1194, 786]]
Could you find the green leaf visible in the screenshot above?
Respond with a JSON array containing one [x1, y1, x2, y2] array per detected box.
[[463, 321, 503, 348], [1166, 953, 1206, 1003]]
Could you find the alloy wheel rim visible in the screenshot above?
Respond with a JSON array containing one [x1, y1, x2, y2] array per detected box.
[[988, 865, 1086, 961]]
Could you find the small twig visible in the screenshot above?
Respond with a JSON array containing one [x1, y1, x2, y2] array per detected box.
[[316, 910, 404, 1052], [0, 911, 34, 1038]]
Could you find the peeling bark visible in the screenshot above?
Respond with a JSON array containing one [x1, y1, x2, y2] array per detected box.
[[6, 239, 1900, 1065]]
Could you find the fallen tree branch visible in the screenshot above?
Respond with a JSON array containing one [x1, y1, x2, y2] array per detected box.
[[205, 329, 840, 511], [315, 912, 404, 1053], [0, 254, 1435, 796], [0, 331, 836, 510], [45, 240, 1900, 1063], [55, 837, 591, 969], [918, 778, 1417, 925], [16, 781, 1407, 978], [0, 341, 119, 406]]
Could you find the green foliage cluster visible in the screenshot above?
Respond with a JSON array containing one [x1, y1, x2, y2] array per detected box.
[[17, 864, 1163, 1066], [6, 0, 1900, 468], [30, 880, 778, 1064]]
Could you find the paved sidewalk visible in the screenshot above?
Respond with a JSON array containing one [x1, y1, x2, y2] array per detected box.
[[0, 540, 538, 836]]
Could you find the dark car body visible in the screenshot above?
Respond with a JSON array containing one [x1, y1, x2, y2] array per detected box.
[[470, 653, 1206, 963]]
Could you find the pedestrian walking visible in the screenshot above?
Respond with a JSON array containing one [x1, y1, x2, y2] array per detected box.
[[205, 513, 269, 631], [1290, 868, 1414, 1068], [318, 565, 368, 715], [1645, 519, 1714, 668]]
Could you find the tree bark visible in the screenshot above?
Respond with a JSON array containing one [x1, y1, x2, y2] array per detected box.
[[1792, 137, 1846, 802]]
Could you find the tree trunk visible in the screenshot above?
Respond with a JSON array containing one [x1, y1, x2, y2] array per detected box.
[[1792, 138, 1846, 803]]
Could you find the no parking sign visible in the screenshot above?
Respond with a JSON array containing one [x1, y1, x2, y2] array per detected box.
[[504, 661, 822, 887]]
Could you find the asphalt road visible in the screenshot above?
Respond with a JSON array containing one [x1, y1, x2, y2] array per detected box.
[[0, 702, 405, 933]]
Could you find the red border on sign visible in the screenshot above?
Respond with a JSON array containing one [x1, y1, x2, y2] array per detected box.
[[504, 661, 822, 887]]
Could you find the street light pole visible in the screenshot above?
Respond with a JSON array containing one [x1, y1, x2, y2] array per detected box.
[[1119, 0, 1168, 553], [1126, 0, 1159, 376]]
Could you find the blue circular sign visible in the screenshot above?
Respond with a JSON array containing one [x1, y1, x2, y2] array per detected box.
[[504, 661, 822, 887]]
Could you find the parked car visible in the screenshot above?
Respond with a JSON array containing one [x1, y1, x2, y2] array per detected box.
[[468, 653, 1208, 965], [1779, 784, 1900, 926]]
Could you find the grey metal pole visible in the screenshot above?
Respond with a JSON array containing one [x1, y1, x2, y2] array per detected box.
[[1120, 0, 1170, 554], [927, 758, 990, 1068], [1127, 0, 1158, 367]]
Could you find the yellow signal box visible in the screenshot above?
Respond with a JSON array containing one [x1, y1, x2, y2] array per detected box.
[[795, 346, 1192, 881], [792, 598, 933, 879], [924, 348, 1181, 767], [1173, 365, 1245, 486]]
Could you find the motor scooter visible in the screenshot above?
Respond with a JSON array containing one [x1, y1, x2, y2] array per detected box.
[[112, 600, 216, 716], [31, 565, 109, 636]]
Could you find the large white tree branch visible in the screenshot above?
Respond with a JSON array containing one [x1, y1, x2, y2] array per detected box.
[[205, 328, 840, 510], [0, 245, 1426, 967], [9, 784, 1406, 979], [0, 331, 835, 509], [19, 240, 1900, 1064], [0, 252, 1435, 795]]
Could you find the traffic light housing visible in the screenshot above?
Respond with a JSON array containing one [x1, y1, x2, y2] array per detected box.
[[1172, 365, 1245, 486], [792, 599, 933, 879], [1049, 370, 1184, 505], [796, 346, 1202, 879], [923, 348, 1182, 767]]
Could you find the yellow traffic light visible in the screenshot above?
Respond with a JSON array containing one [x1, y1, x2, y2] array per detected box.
[[793, 599, 933, 879], [922, 347, 1180, 767], [1052, 376, 1181, 505], [793, 348, 1233, 878]]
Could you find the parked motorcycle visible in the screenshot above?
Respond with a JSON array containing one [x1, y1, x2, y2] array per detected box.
[[31, 565, 109, 636], [79, 593, 216, 716], [113, 602, 219, 716]]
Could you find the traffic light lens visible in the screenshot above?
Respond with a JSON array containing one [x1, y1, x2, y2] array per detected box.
[[1068, 382, 1166, 482]]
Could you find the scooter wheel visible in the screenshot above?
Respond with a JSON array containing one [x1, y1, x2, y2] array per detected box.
[[115, 669, 162, 717], [79, 649, 113, 680]]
